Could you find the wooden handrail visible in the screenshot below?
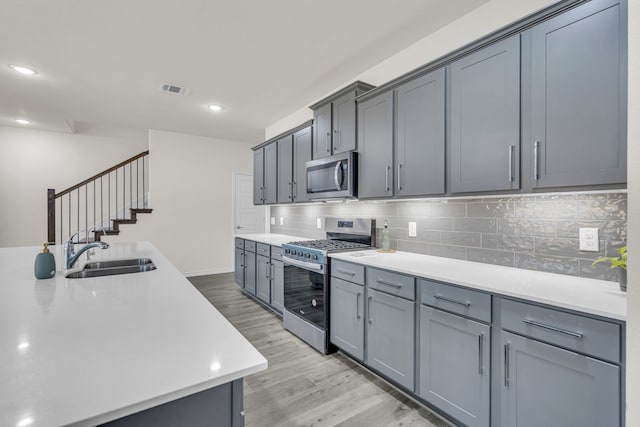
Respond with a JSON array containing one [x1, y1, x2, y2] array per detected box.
[[55, 150, 149, 198]]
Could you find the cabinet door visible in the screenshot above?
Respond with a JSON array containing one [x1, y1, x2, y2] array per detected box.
[[244, 251, 256, 296], [292, 126, 312, 203], [253, 149, 264, 205], [529, 0, 626, 188], [396, 69, 446, 197], [333, 90, 357, 154], [271, 259, 284, 313], [313, 103, 332, 159], [501, 331, 619, 427], [263, 142, 278, 204], [419, 306, 490, 427], [256, 255, 271, 303], [450, 35, 520, 193], [366, 288, 415, 390], [234, 248, 244, 286], [357, 91, 394, 199], [330, 278, 365, 361], [277, 135, 293, 204]]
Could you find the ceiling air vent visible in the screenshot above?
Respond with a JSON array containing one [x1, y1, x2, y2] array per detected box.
[[161, 84, 189, 95]]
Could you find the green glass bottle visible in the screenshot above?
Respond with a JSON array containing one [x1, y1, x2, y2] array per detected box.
[[34, 243, 56, 279], [381, 220, 391, 251]]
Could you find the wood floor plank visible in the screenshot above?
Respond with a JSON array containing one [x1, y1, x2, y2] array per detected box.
[[189, 274, 452, 427]]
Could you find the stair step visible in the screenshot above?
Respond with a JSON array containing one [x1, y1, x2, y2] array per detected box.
[[130, 208, 153, 214], [113, 219, 137, 225], [92, 228, 119, 241]]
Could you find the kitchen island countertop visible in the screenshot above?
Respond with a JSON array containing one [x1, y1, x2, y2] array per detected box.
[[0, 241, 267, 427]]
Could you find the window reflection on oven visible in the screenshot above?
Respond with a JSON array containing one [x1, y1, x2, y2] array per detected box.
[[284, 266, 326, 329]]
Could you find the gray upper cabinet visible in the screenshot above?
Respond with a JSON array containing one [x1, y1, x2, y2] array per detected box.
[[330, 277, 365, 361], [277, 135, 293, 204], [310, 81, 375, 160], [527, 0, 626, 189], [419, 305, 490, 427], [450, 35, 521, 194], [357, 90, 394, 199], [396, 68, 446, 197], [263, 142, 278, 204], [292, 126, 312, 203], [501, 331, 619, 427], [253, 149, 264, 205]]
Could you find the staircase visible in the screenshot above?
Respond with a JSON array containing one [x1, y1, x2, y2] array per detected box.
[[47, 150, 152, 244]]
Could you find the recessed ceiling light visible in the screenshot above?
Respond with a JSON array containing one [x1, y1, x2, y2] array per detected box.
[[9, 65, 38, 75], [15, 119, 31, 125], [208, 104, 224, 112]]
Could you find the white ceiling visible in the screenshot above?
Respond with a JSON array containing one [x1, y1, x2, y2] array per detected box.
[[0, 0, 489, 143]]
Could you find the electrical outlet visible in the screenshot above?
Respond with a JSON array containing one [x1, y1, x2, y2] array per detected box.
[[280, 217, 284, 226], [408, 222, 417, 237], [270, 217, 275, 225], [579, 228, 599, 252], [317, 218, 322, 229]]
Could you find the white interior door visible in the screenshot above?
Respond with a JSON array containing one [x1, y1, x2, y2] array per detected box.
[[233, 173, 265, 235]]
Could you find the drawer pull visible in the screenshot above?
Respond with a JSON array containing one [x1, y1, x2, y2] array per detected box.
[[337, 269, 356, 276], [522, 319, 583, 339], [377, 278, 402, 288], [434, 294, 471, 307]]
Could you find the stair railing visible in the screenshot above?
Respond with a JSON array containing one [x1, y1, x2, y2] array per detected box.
[[47, 150, 149, 244]]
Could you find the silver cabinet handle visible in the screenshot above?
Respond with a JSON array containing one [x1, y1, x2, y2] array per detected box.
[[377, 278, 402, 288], [288, 182, 292, 201], [236, 226, 243, 229], [478, 333, 484, 374], [434, 294, 471, 307], [533, 140, 540, 180], [368, 295, 373, 325], [265, 261, 270, 279], [326, 132, 331, 153], [333, 129, 339, 151], [504, 343, 510, 387], [508, 145, 514, 182], [522, 319, 584, 339], [337, 269, 356, 276], [334, 161, 342, 191], [270, 262, 275, 281], [385, 165, 391, 192], [292, 181, 297, 201], [397, 164, 402, 191], [356, 292, 361, 319]]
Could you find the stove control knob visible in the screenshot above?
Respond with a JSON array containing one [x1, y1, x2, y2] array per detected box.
[[296, 251, 303, 256], [284, 249, 290, 254], [304, 253, 310, 258], [311, 254, 318, 260]]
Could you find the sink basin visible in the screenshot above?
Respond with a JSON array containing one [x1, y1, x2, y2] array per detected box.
[[65, 258, 157, 279]]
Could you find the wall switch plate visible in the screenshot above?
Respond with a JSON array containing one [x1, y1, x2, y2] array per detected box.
[[280, 217, 284, 226], [270, 217, 275, 225], [408, 222, 417, 237], [579, 227, 599, 252], [317, 218, 322, 229]]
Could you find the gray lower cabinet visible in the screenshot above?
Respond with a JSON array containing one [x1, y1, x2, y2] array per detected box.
[[501, 330, 619, 427], [271, 259, 284, 313], [244, 250, 256, 296], [292, 125, 312, 203], [450, 34, 521, 194], [419, 305, 490, 427], [366, 287, 415, 391], [234, 247, 244, 286], [395, 68, 446, 197], [330, 277, 365, 361], [527, 0, 626, 189], [357, 90, 394, 199], [256, 255, 271, 303], [277, 135, 293, 204]]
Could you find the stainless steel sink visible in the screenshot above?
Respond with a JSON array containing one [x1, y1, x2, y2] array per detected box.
[[65, 258, 157, 279]]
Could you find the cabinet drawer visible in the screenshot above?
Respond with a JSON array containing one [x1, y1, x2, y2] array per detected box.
[[331, 260, 365, 285], [244, 240, 256, 253], [235, 238, 244, 249], [271, 246, 282, 261], [256, 243, 271, 257], [420, 279, 491, 323], [367, 268, 415, 301], [502, 299, 620, 363]]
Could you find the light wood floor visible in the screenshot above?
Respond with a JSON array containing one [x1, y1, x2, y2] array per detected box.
[[189, 273, 452, 427]]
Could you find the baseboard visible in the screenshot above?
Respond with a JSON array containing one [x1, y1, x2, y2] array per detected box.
[[182, 267, 233, 277]]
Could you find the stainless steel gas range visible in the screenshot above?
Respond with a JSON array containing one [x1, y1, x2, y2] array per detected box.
[[282, 217, 376, 354]]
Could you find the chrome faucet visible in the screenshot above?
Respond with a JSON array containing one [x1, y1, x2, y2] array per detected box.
[[64, 231, 110, 269]]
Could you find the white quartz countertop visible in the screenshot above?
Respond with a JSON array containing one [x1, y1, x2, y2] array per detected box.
[[330, 250, 627, 321], [0, 242, 267, 427], [235, 233, 312, 247]]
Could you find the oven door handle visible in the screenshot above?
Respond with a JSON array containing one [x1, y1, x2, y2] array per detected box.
[[282, 256, 324, 272]]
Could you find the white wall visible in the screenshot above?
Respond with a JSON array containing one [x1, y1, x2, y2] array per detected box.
[[265, 0, 556, 139], [0, 124, 148, 247], [105, 129, 254, 276], [626, 0, 638, 424]]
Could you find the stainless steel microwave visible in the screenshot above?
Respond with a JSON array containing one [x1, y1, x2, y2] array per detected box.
[[306, 151, 357, 200]]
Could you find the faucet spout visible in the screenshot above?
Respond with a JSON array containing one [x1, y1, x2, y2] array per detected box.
[[64, 233, 110, 270]]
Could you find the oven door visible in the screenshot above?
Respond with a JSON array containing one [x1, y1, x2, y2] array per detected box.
[[282, 256, 327, 330]]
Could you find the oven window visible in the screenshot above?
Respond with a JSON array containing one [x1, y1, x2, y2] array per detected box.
[[284, 265, 326, 329]]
